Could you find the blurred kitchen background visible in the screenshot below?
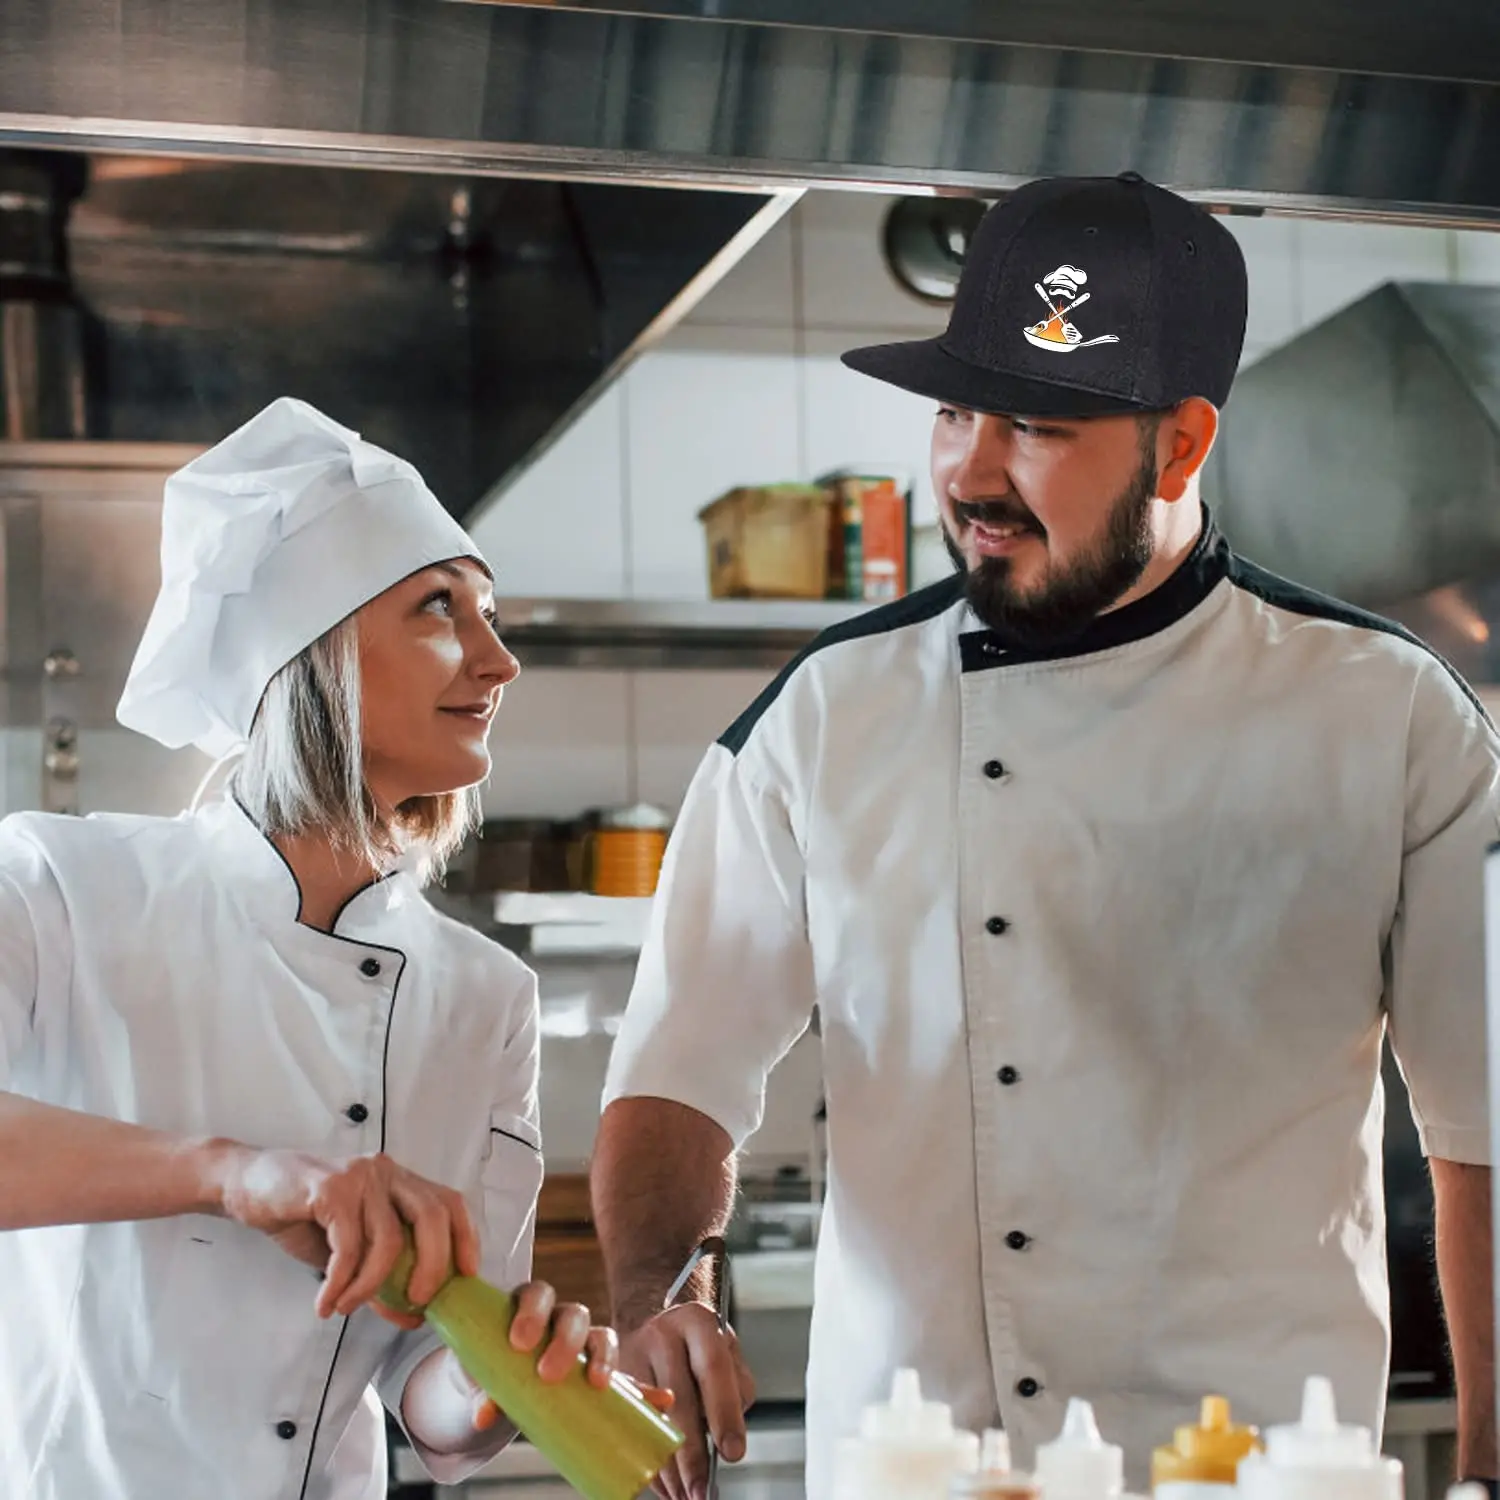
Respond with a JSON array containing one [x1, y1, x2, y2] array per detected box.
[[6, 3, 1500, 1496]]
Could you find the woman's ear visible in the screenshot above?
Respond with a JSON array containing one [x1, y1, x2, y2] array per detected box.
[[1157, 397, 1219, 505]]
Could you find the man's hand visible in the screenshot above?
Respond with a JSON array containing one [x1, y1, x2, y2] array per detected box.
[[620, 1304, 756, 1500], [213, 1145, 478, 1324]]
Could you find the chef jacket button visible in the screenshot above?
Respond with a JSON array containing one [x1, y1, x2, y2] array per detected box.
[[359, 957, 382, 978], [345, 1102, 370, 1124], [276, 1420, 298, 1440], [983, 759, 1006, 780], [1005, 1230, 1031, 1251], [985, 915, 1009, 936], [1016, 1377, 1041, 1399], [997, 1065, 1020, 1086]]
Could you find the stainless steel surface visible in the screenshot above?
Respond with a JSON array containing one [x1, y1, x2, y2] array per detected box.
[[4, 3, 1500, 219], [493, 597, 870, 670], [457, 1, 1500, 86], [0, 442, 209, 816], [0, 150, 89, 440], [1208, 282, 1500, 619], [4, 154, 787, 518]]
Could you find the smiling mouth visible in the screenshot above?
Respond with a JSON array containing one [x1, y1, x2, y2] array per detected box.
[[440, 705, 494, 724]]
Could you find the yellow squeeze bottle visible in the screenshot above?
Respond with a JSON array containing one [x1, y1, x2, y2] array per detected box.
[[1152, 1396, 1261, 1499]]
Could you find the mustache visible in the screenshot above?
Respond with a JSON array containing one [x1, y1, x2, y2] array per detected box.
[[953, 498, 1042, 531]]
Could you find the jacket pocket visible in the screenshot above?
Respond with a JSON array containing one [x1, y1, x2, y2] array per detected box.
[[480, 1108, 544, 1288]]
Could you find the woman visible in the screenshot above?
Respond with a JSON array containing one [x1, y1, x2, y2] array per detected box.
[[0, 398, 638, 1499]]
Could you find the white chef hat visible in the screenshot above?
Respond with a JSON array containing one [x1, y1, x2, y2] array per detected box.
[[117, 396, 487, 759]]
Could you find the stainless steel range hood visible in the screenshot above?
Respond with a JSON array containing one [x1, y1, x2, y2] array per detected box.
[[1207, 284, 1500, 685], [0, 147, 789, 517]]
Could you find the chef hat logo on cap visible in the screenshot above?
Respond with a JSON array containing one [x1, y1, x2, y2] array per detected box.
[[118, 396, 486, 759], [844, 172, 1248, 418]]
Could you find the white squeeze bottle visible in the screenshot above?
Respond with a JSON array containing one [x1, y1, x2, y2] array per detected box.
[[1236, 1376, 1402, 1500], [831, 1368, 980, 1500], [1035, 1399, 1124, 1500]]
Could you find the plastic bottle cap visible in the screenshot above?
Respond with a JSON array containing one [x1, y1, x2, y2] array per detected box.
[[1237, 1376, 1401, 1500], [1036, 1399, 1123, 1499], [1261, 1378, 1374, 1468], [859, 1368, 960, 1444], [1151, 1394, 1261, 1487], [835, 1369, 981, 1500]]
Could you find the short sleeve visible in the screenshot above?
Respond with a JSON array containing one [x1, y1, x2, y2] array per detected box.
[[1386, 661, 1500, 1164], [604, 741, 817, 1148], [377, 964, 541, 1484], [0, 822, 53, 1090]]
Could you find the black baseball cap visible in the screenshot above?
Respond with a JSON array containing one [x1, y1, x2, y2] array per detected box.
[[843, 173, 1248, 418]]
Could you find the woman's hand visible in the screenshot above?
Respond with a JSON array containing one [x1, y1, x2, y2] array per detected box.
[[212, 1144, 477, 1325]]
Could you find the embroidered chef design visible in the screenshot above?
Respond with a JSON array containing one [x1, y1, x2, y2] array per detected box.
[[1024, 265, 1121, 353]]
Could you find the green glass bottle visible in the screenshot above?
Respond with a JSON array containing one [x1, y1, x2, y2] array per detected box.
[[381, 1246, 683, 1500]]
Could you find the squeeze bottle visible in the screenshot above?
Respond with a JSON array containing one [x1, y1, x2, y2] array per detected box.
[[950, 1428, 1041, 1500], [1235, 1377, 1402, 1500], [379, 1243, 683, 1500], [831, 1368, 981, 1500], [1152, 1395, 1262, 1498], [1036, 1399, 1124, 1500]]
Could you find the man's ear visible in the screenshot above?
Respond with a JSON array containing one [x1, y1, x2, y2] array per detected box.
[[1157, 398, 1219, 504]]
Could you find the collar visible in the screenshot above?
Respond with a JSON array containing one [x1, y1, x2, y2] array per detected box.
[[958, 507, 1231, 672], [196, 795, 413, 938]]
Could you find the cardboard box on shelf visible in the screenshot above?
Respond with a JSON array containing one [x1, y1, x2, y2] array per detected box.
[[698, 483, 832, 599]]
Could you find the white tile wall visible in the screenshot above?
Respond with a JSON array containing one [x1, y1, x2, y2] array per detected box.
[[1224, 213, 1301, 359], [801, 326, 943, 526], [796, 190, 948, 333], [632, 669, 776, 807], [483, 669, 631, 818], [624, 325, 802, 600], [1296, 218, 1453, 330], [469, 384, 627, 600], [1454, 228, 1500, 286], [684, 213, 797, 329]]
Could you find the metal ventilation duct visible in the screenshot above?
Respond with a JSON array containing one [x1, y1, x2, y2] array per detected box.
[[0, 150, 786, 518], [1209, 283, 1500, 607]]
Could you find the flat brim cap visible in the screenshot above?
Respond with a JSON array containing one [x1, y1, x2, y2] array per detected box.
[[841, 335, 1152, 418], [845, 173, 1247, 418]]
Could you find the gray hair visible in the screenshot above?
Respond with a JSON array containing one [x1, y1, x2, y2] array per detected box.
[[234, 616, 480, 883]]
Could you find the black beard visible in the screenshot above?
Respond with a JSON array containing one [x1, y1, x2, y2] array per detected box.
[[945, 445, 1158, 649]]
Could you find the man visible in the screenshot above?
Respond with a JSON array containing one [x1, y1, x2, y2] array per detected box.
[[591, 173, 1498, 1498]]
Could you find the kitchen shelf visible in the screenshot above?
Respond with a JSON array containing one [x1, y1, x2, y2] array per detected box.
[[492, 890, 653, 955], [491, 595, 871, 669]]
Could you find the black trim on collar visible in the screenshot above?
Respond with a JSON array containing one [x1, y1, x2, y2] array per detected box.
[[959, 517, 1230, 673], [230, 793, 393, 931], [719, 573, 966, 755]]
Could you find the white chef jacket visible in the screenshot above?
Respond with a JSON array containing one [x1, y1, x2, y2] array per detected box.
[[0, 796, 543, 1500], [605, 515, 1499, 1493]]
